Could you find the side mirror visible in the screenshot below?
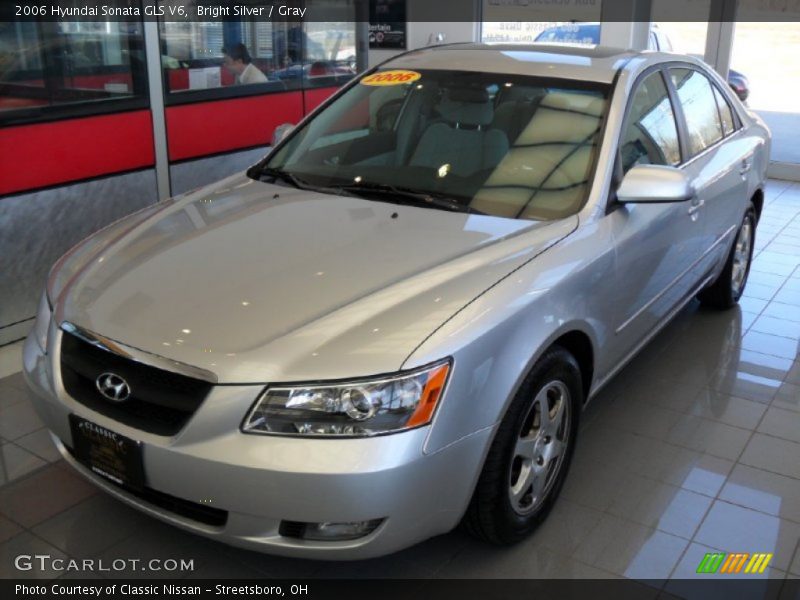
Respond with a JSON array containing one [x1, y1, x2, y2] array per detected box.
[[271, 123, 295, 147], [616, 164, 695, 204]]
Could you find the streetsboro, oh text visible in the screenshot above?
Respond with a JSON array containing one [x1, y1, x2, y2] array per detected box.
[[16, 584, 309, 596]]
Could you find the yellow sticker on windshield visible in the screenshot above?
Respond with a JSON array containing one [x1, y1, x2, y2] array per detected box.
[[361, 70, 422, 86]]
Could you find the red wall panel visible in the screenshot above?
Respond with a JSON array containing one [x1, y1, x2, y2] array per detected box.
[[1, 86, 345, 195], [165, 92, 305, 162], [168, 70, 190, 92], [303, 86, 339, 114], [0, 110, 154, 196], [71, 74, 134, 90]]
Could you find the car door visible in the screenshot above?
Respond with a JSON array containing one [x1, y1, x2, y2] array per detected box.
[[708, 83, 759, 239], [668, 66, 752, 273], [605, 68, 706, 360]]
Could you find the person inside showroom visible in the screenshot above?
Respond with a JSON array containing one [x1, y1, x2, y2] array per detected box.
[[222, 43, 268, 85]]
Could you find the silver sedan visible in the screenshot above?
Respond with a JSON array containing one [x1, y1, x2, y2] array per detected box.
[[23, 44, 770, 559]]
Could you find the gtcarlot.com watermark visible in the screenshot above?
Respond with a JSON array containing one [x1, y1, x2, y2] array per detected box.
[[14, 554, 195, 573]]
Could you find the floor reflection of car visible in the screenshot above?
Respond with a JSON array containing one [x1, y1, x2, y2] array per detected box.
[[535, 23, 750, 102], [24, 44, 770, 559]]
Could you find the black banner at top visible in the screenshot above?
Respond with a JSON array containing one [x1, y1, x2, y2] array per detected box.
[[4, 0, 800, 22]]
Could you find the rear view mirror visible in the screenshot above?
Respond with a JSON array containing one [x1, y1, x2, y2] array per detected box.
[[272, 123, 295, 147], [617, 165, 695, 204]]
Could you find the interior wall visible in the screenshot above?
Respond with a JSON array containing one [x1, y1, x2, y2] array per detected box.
[[170, 147, 270, 196], [0, 170, 159, 345]]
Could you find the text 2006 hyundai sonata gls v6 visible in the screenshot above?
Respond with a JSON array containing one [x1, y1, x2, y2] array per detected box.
[[24, 44, 769, 559]]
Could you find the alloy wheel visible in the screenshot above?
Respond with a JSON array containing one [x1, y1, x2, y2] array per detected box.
[[508, 380, 571, 515]]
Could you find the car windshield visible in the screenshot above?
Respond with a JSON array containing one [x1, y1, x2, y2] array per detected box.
[[258, 69, 610, 221]]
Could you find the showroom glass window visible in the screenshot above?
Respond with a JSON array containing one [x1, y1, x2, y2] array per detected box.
[[670, 67, 724, 156], [158, 2, 356, 100], [0, 15, 147, 122], [620, 70, 682, 173]]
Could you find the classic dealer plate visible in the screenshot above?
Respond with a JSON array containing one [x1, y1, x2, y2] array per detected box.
[[69, 415, 145, 490]]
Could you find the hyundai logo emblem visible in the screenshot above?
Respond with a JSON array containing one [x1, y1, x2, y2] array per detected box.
[[95, 372, 131, 402]]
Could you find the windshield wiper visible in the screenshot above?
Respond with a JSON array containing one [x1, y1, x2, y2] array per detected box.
[[259, 167, 313, 191], [334, 181, 485, 215]]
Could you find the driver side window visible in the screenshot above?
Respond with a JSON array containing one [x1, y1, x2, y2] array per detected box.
[[621, 71, 682, 174]]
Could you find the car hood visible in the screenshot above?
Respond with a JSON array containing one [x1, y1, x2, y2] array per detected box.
[[58, 175, 577, 383]]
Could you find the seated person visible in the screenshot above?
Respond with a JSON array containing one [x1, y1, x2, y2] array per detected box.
[[222, 43, 268, 85]]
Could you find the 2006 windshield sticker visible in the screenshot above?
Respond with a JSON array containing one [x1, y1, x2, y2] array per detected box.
[[361, 70, 422, 86]]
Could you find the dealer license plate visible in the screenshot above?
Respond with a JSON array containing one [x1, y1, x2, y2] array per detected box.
[[69, 415, 145, 490]]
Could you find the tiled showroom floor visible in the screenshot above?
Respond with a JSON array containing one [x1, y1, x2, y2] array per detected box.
[[0, 180, 799, 586]]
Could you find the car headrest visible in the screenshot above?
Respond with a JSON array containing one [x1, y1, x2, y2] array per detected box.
[[538, 91, 605, 117], [438, 87, 493, 127]]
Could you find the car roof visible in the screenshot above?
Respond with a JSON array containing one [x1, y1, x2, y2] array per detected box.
[[385, 43, 640, 85]]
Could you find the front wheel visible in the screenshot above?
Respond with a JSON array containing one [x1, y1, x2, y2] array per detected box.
[[698, 204, 756, 310], [463, 346, 582, 545]]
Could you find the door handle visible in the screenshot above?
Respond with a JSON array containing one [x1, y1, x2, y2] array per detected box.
[[688, 198, 705, 216], [739, 158, 752, 175]]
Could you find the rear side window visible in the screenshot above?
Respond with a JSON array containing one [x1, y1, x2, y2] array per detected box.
[[670, 68, 724, 156], [713, 86, 736, 136], [621, 71, 682, 173]]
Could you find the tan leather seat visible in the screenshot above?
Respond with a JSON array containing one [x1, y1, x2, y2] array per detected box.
[[471, 91, 605, 220]]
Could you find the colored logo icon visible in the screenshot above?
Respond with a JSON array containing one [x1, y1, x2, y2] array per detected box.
[[696, 552, 773, 574]]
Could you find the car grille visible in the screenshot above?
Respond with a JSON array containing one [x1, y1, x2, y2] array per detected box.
[[63, 445, 228, 527], [278, 520, 308, 538], [60, 329, 213, 436]]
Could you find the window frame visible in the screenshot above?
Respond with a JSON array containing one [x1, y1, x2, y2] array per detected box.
[[615, 64, 687, 180], [0, 93, 151, 128], [159, 18, 357, 107], [710, 80, 740, 138], [609, 60, 746, 213], [665, 62, 743, 163], [0, 20, 151, 128], [0, 13, 360, 124]]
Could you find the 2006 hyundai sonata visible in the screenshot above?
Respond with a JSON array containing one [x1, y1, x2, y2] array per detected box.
[[24, 43, 769, 559]]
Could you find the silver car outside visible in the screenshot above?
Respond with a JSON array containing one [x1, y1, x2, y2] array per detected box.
[[23, 44, 770, 559]]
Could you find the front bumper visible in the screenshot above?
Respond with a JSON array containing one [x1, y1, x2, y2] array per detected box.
[[22, 330, 491, 559]]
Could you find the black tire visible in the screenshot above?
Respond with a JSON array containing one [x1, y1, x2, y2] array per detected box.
[[463, 346, 582, 545], [698, 203, 757, 310]]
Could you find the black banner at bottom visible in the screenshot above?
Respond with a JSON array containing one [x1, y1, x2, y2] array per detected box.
[[4, 579, 800, 600]]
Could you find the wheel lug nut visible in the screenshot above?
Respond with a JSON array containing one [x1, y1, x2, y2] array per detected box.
[[536, 456, 544, 466]]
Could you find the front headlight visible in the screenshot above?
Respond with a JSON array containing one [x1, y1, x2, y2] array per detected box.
[[32, 291, 52, 353], [242, 360, 451, 437]]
